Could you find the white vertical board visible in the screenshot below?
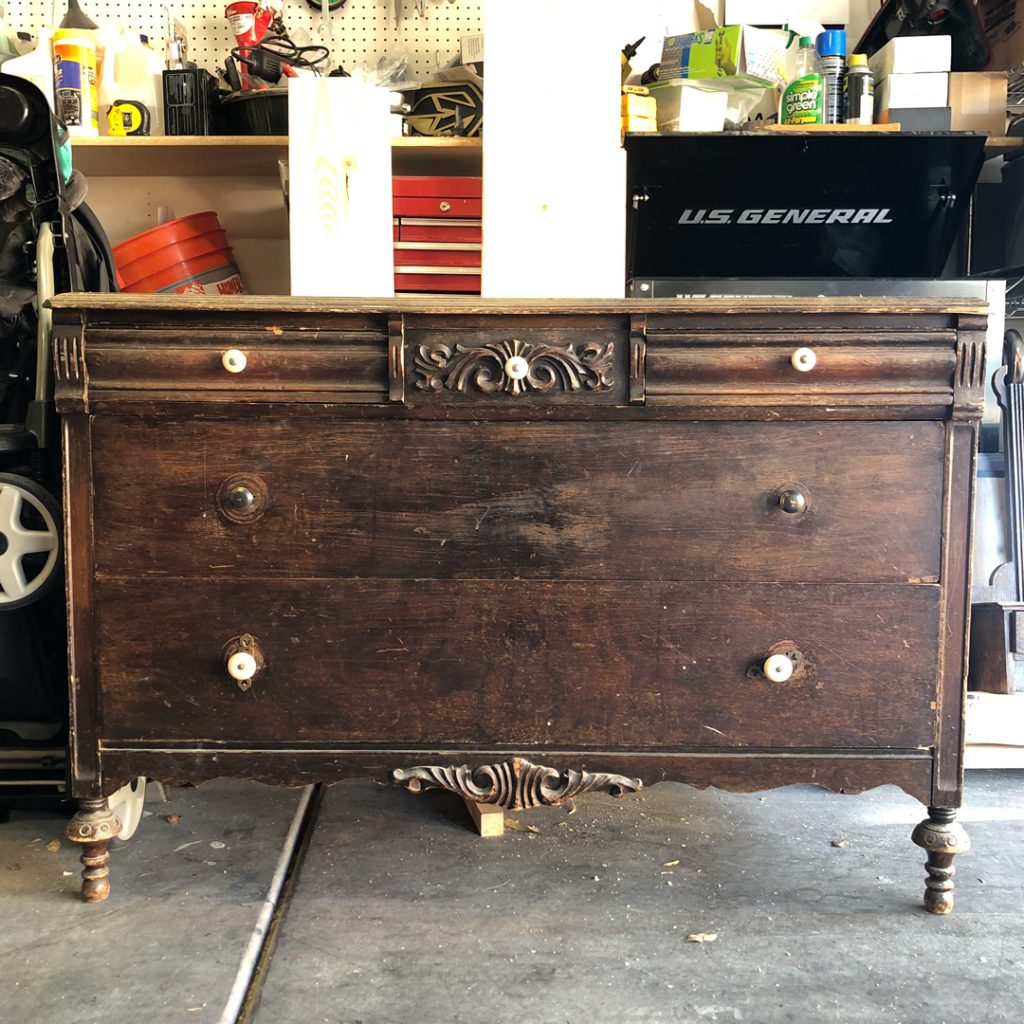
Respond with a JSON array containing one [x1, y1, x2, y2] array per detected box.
[[482, 0, 625, 298], [288, 77, 393, 297]]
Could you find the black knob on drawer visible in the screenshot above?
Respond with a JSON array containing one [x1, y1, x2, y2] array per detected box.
[[227, 486, 256, 511], [217, 474, 268, 524], [778, 488, 807, 514]]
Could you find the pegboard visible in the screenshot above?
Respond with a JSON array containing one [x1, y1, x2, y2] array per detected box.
[[4, 0, 483, 79]]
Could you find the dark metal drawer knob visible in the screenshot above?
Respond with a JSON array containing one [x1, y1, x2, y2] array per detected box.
[[778, 488, 807, 514], [217, 475, 268, 523], [226, 485, 255, 512]]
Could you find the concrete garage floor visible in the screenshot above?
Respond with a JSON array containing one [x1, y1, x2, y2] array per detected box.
[[3, 772, 1022, 1024]]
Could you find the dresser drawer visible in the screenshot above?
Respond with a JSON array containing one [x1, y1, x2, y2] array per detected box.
[[82, 327, 389, 402], [92, 419, 944, 584], [644, 324, 958, 412], [95, 579, 939, 750]]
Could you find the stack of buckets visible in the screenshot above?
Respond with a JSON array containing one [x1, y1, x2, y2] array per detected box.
[[113, 212, 246, 295]]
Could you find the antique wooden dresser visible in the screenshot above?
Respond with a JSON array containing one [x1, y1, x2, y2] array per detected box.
[[49, 294, 986, 912]]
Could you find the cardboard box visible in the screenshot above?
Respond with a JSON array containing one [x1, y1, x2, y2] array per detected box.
[[948, 71, 1008, 132], [877, 106, 953, 131], [650, 79, 729, 132], [875, 73, 950, 117], [659, 26, 790, 89], [978, 0, 1024, 73], [867, 35, 952, 79]]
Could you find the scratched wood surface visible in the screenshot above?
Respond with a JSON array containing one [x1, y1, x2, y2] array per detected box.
[[90, 418, 945, 583], [95, 578, 940, 750], [50, 297, 984, 824]]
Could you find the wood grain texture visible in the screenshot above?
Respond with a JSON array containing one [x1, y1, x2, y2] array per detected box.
[[47, 291, 988, 319], [933, 422, 978, 807], [61, 415, 102, 799], [89, 419, 945, 584], [51, 296, 987, 907], [93, 578, 940, 750], [95, 749, 935, 806]]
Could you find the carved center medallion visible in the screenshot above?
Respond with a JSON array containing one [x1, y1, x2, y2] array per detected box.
[[414, 337, 615, 396]]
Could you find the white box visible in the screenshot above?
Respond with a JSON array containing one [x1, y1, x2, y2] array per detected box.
[[650, 80, 729, 131], [867, 36, 952, 79], [875, 72, 950, 116], [725, 1, 849, 23]]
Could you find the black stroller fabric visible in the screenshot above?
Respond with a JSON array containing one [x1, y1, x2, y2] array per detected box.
[[0, 165, 115, 425]]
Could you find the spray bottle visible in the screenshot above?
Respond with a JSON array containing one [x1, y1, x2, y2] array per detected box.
[[780, 36, 824, 126]]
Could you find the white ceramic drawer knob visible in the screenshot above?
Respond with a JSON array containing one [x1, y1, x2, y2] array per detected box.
[[227, 651, 258, 682], [505, 355, 529, 381], [763, 653, 795, 683], [222, 349, 248, 374], [791, 347, 816, 372], [439, 201, 451, 212]]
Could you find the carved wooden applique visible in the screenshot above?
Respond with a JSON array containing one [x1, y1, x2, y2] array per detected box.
[[414, 337, 615, 396], [392, 756, 642, 810]]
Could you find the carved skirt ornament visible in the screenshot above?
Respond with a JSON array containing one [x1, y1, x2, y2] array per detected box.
[[392, 757, 642, 810], [414, 337, 615, 396]]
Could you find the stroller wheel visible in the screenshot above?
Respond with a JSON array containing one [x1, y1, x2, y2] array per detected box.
[[0, 474, 61, 611], [109, 776, 147, 840]]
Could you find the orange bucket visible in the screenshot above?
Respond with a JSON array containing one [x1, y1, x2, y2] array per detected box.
[[114, 212, 246, 295]]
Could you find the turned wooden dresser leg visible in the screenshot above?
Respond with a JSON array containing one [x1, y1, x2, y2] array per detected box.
[[66, 798, 122, 902], [911, 806, 970, 915]]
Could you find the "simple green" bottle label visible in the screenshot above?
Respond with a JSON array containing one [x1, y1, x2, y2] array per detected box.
[[781, 73, 825, 125]]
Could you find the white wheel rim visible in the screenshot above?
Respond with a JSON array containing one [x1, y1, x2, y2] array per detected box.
[[0, 480, 60, 606], [109, 777, 147, 840]]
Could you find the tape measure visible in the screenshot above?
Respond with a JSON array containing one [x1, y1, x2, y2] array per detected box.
[[107, 100, 151, 137]]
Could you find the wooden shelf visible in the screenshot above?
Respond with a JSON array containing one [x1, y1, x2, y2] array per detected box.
[[73, 131, 1015, 177], [72, 135, 483, 178], [984, 135, 1024, 158]]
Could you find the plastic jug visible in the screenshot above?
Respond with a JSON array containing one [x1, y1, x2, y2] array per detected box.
[[53, 28, 98, 135], [114, 32, 164, 135], [1, 28, 55, 110]]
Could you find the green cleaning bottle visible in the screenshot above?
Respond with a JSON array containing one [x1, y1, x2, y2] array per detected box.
[[780, 36, 824, 125]]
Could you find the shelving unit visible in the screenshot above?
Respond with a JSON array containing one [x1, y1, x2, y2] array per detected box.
[[77, 137, 482, 296], [77, 132, 1009, 297], [71, 136, 483, 178]]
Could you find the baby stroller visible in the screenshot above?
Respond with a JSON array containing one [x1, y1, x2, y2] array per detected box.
[[0, 70, 115, 809]]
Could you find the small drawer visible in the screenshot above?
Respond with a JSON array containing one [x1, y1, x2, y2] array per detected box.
[[91, 419, 944, 585], [392, 197, 483, 218], [83, 330, 388, 403], [645, 329, 958, 411], [95, 579, 939, 751]]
